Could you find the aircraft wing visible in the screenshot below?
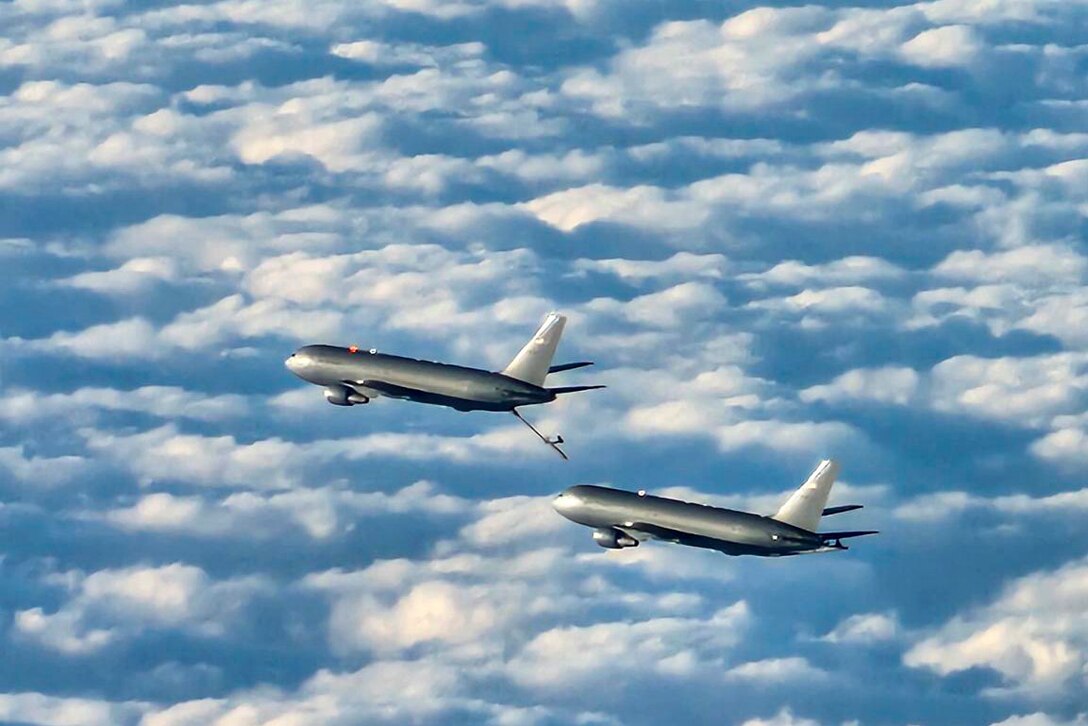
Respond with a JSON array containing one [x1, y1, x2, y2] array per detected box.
[[351, 379, 419, 400], [337, 380, 393, 400], [618, 522, 725, 550]]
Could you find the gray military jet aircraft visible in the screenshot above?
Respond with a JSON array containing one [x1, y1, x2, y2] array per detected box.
[[554, 460, 877, 556], [285, 312, 603, 458]]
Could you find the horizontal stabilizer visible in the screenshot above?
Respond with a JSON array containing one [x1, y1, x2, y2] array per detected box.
[[822, 504, 863, 516], [548, 385, 606, 395], [549, 361, 594, 374], [819, 530, 878, 541]]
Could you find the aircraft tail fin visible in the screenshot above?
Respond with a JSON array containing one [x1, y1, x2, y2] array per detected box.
[[772, 459, 840, 533], [502, 312, 566, 387]]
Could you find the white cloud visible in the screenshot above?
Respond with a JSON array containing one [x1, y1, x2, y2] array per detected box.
[[803, 353, 1088, 430], [524, 183, 707, 232], [7, 295, 345, 360], [1017, 290, 1088, 349], [139, 655, 619, 725], [899, 25, 983, 68], [821, 612, 901, 644], [328, 578, 531, 653], [306, 546, 578, 658], [159, 294, 346, 350], [930, 354, 1088, 426], [561, 10, 830, 116], [0, 80, 233, 192], [561, 4, 1073, 120], [910, 282, 1015, 330], [801, 367, 921, 406], [58, 257, 178, 294], [748, 286, 895, 321], [0, 445, 85, 487], [331, 39, 485, 67], [933, 245, 1087, 287], [3, 237, 553, 378], [3, 0, 1087, 722], [231, 110, 384, 171], [894, 486, 1088, 522], [82, 425, 305, 489], [14, 564, 269, 654], [140, 659, 469, 725], [0, 692, 145, 726], [242, 244, 542, 347], [715, 419, 862, 455], [477, 148, 606, 185], [82, 423, 552, 489], [0, 386, 248, 424], [104, 481, 468, 540], [740, 256, 905, 290], [1031, 427, 1088, 469], [724, 656, 827, 682], [459, 495, 564, 547], [19, 317, 160, 359], [905, 555, 1088, 698], [740, 709, 821, 726], [586, 281, 727, 328], [574, 543, 736, 582], [893, 490, 981, 522], [991, 714, 1088, 726], [573, 252, 728, 284], [106, 205, 355, 274], [619, 365, 768, 435], [507, 603, 751, 689]]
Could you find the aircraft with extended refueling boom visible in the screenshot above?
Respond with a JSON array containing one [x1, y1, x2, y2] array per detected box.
[[285, 312, 603, 459], [553, 460, 877, 556]]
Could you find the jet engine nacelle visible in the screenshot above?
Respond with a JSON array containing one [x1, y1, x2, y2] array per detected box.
[[592, 527, 638, 549], [324, 385, 369, 406]]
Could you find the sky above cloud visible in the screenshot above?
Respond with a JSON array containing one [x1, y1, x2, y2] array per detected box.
[[1, 0, 1087, 723]]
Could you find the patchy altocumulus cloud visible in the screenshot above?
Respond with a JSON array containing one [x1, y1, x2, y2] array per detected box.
[[2, 0, 1088, 724]]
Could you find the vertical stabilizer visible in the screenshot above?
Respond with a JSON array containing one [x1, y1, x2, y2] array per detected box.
[[773, 459, 840, 533], [502, 312, 566, 387]]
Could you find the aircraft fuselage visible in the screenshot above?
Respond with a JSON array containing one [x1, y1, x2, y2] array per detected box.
[[285, 344, 554, 411], [554, 485, 831, 557]]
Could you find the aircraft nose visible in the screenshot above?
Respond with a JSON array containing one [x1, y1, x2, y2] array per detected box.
[[552, 491, 579, 513], [285, 351, 308, 375]]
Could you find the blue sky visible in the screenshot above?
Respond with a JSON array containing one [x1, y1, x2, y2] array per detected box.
[[1, 0, 1087, 724]]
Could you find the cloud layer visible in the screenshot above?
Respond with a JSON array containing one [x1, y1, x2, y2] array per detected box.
[[2, 0, 1087, 724]]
